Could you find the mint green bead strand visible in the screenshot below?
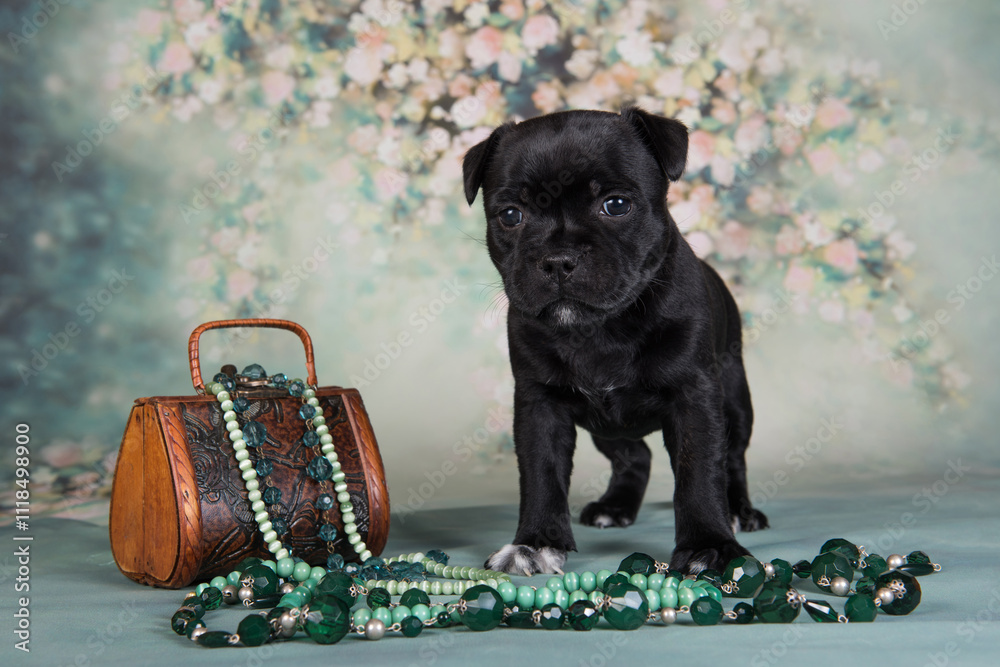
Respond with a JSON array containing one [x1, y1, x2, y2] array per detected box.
[[292, 561, 312, 582], [534, 586, 555, 608], [568, 590, 588, 606], [516, 586, 535, 609], [553, 589, 570, 609], [353, 608, 372, 627], [645, 588, 661, 612], [373, 607, 391, 626], [546, 577, 565, 592], [563, 572, 580, 592], [498, 582, 518, 603], [410, 604, 431, 622], [276, 558, 294, 578], [596, 570, 613, 588], [647, 573, 665, 591], [580, 571, 598, 593], [659, 588, 678, 609], [392, 606, 412, 624]]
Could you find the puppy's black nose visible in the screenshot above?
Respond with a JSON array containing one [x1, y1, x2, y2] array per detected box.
[[540, 252, 579, 280]]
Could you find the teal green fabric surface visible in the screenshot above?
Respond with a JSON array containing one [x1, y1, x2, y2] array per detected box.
[[11, 476, 1000, 666]]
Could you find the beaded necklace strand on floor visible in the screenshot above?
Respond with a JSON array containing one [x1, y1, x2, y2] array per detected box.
[[169, 367, 941, 647]]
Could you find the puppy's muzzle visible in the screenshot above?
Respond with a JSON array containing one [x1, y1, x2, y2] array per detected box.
[[539, 251, 580, 282]]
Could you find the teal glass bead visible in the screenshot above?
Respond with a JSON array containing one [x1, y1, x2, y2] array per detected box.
[[288, 380, 306, 396], [811, 552, 854, 593], [770, 559, 794, 585], [792, 560, 812, 578], [196, 631, 235, 648], [804, 599, 840, 623], [497, 581, 518, 603], [723, 556, 766, 598], [580, 571, 597, 593], [845, 594, 878, 622], [391, 605, 412, 624], [539, 603, 567, 629], [644, 588, 660, 612], [317, 524, 338, 542], [400, 616, 424, 638], [875, 570, 921, 615], [213, 372, 235, 391], [237, 614, 270, 646], [367, 587, 391, 609], [271, 517, 288, 536], [534, 586, 555, 608], [209, 576, 228, 591], [753, 581, 801, 623], [596, 570, 613, 588], [262, 486, 281, 506], [410, 604, 431, 622], [241, 363, 267, 380], [302, 431, 320, 448], [563, 571, 580, 592], [299, 404, 317, 420], [820, 538, 861, 561], [316, 493, 335, 511], [171, 608, 198, 635], [306, 455, 333, 481], [546, 576, 566, 591], [646, 573, 665, 591], [303, 594, 351, 644], [293, 561, 312, 582], [200, 586, 223, 611], [506, 611, 536, 629], [242, 564, 278, 597], [618, 552, 656, 576], [629, 573, 648, 590], [567, 600, 600, 631], [426, 549, 449, 564], [861, 554, 888, 579], [242, 421, 267, 448], [326, 554, 344, 571], [313, 572, 358, 606], [690, 596, 724, 625], [270, 373, 288, 387], [254, 458, 273, 478], [659, 587, 678, 609], [603, 583, 649, 631], [733, 601, 755, 624], [602, 573, 630, 594], [516, 586, 535, 609], [400, 589, 431, 608], [459, 585, 505, 631], [553, 589, 570, 609], [372, 607, 392, 625], [232, 397, 250, 413]]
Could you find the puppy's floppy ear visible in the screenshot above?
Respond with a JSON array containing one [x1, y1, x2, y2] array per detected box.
[[462, 122, 513, 205], [620, 105, 689, 182]]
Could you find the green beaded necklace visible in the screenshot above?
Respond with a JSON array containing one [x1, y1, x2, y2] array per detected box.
[[171, 366, 941, 646]]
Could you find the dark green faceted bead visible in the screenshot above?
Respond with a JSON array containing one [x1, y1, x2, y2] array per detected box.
[[242, 564, 279, 597], [367, 587, 391, 609], [539, 603, 566, 629], [435, 610, 454, 628], [400, 616, 424, 638], [697, 569, 724, 588], [171, 608, 197, 635], [314, 572, 358, 606], [898, 563, 935, 577], [753, 581, 801, 623], [690, 596, 724, 625], [400, 589, 431, 608], [601, 573, 630, 593], [237, 614, 271, 646], [907, 550, 932, 565], [856, 576, 876, 597], [196, 631, 235, 647], [862, 554, 888, 579], [618, 552, 656, 576], [811, 552, 854, 592], [733, 602, 755, 624], [844, 594, 878, 622], [506, 611, 536, 628], [235, 556, 263, 571], [459, 585, 505, 631], [770, 559, 793, 585], [792, 560, 812, 578], [303, 594, 351, 644], [184, 620, 206, 638], [306, 455, 333, 481], [567, 600, 600, 631], [200, 586, 224, 610], [723, 556, 765, 598], [804, 599, 840, 623], [426, 549, 449, 565], [820, 538, 860, 561], [875, 570, 921, 616], [604, 583, 649, 631]]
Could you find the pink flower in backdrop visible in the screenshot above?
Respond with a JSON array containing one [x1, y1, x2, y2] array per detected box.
[[823, 238, 859, 274], [783, 261, 815, 293], [815, 97, 853, 130], [521, 14, 559, 55], [735, 115, 768, 154], [687, 130, 716, 172], [531, 81, 562, 114], [685, 230, 714, 259], [136, 9, 166, 36], [774, 224, 805, 255], [344, 46, 384, 86], [501, 0, 524, 21], [186, 256, 214, 281], [375, 167, 408, 201], [856, 147, 886, 173], [466, 26, 504, 69], [745, 186, 774, 215], [172, 0, 204, 24], [227, 269, 257, 301], [715, 220, 751, 260], [158, 42, 194, 74], [806, 144, 840, 175], [42, 441, 83, 468], [261, 70, 295, 105]]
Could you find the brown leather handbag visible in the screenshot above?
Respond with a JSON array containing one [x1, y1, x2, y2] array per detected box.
[[109, 319, 389, 589]]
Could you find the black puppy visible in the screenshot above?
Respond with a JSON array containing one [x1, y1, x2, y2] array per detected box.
[[462, 106, 768, 576]]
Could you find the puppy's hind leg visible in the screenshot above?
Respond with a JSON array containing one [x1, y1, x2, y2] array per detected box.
[[580, 436, 651, 528]]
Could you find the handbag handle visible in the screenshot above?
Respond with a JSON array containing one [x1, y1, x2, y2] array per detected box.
[[188, 319, 318, 392]]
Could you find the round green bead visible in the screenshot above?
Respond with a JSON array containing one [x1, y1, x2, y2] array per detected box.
[[722, 556, 766, 598], [497, 581, 518, 603], [292, 561, 312, 582], [459, 585, 505, 631], [733, 601, 755, 624], [302, 594, 351, 645], [539, 603, 567, 629], [811, 552, 854, 593], [410, 604, 431, 622], [310, 566, 326, 581], [200, 587, 223, 611], [209, 576, 228, 591], [646, 573, 665, 591], [567, 600, 600, 631], [516, 586, 535, 609], [754, 581, 801, 623], [580, 571, 597, 593], [629, 573, 648, 590], [677, 578, 700, 590], [352, 608, 372, 626], [276, 558, 295, 578], [400, 589, 431, 608], [644, 588, 661, 611], [820, 538, 861, 561], [553, 589, 570, 609], [367, 587, 391, 609], [568, 590, 588, 606], [678, 586, 705, 607], [602, 573, 629, 593], [194, 583, 208, 596], [596, 570, 613, 588], [373, 607, 391, 625], [875, 570, 921, 616], [659, 587, 679, 609], [392, 605, 412, 624], [603, 583, 649, 631], [546, 576, 565, 591], [226, 570, 242, 586], [534, 586, 555, 608], [703, 585, 723, 603], [662, 576, 680, 590], [770, 559, 794, 585], [400, 616, 424, 638], [563, 572, 580, 592], [844, 594, 878, 622], [690, 596, 724, 625]]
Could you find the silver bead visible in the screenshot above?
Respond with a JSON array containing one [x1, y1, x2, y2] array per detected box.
[[279, 582, 296, 595], [278, 611, 298, 638], [188, 625, 207, 640], [222, 585, 239, 604], [877, 587, 896, 606], [886, 554, 905, 570], [830, 576, 851, 597], [659, 607, 677, 625], [763, 562, 775, 579], [364, 618, 386, 640], [237, 586, 255, 603]]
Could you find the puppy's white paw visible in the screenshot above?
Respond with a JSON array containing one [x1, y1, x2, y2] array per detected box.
[[592, 514, 615, 528], [485, 544, 567, 576]]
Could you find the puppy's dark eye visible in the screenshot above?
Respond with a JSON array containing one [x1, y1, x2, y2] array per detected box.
[[602, 197, 631, 216], [498, 207, 523, 227]]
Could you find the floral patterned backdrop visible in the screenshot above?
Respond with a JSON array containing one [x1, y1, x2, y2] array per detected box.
[[3, 0, 999, 523]]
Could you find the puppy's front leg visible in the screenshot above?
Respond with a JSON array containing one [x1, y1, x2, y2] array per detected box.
[[486, 383, 577, 576], [667, 378, 751, 574]]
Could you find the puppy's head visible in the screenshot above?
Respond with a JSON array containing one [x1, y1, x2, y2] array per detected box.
[[463, 106, 688, 328]]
